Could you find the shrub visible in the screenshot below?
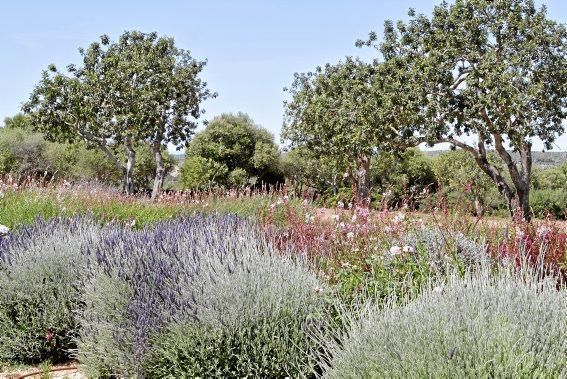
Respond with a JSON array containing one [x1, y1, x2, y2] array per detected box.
[[530, 189, 567, 219], [319, 269, 567, 378], [77, 215, 328, 378], [0, 218, 101, 364]]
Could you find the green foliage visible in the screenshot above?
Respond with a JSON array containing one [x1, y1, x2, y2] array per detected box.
[[532, 163, 567, 191], [283, 58, 405, 199], [432, 150, 506, 214], [281, 147, 349, 198], [179, 155, 229, 190], [321, 270, 567, 378], [371, 148, 436, 207], [184, 113, 282, 188], [530, 189, 567, 219], [360, 0, 567, 218], [23, 31, 214, 195]]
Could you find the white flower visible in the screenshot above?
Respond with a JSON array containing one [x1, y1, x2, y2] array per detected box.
[[389, 245, 402, 256], [402, 245, 415, 253], [351, 214, 357, 222], [433, 286, 444, 294], [384, 226, 393, 233], [0, 224, 10, 235], [314, 286, 323, 294], [393, 213, 405, 223], [337, 201, 345, 209], [332, 214, 340, 222], [346, 232, 355, 240], [305, 214, 315, 223]]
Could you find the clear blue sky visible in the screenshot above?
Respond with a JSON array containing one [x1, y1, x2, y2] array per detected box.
[[1, 1, 565, 150]]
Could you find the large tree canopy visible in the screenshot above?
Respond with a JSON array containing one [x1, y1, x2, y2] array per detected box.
[[359, 0, 567, 219], [23, 31, 213, 197], [282, 57, 407, 201]]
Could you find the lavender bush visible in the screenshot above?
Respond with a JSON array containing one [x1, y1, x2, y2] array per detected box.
[[77, 215, 328, 378], [0, 217, 102, 363], [317, 268, 567, 378]]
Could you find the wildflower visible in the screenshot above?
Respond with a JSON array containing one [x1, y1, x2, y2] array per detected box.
[[389, 245, 402, 256], [402, 245, 415, 253], [357, 207, 370, 219], [393, 213, 405, 223], [346, 232, 355, 240], [269, 203, 276, 210], [339, 222, 346, 229], [341, 261, 352, 269], [305, 214, 315, 223], [332, 214, 340, 222], [384, 226, 393, 233], [0, 224, 9, 236], [337, 201, 345, 209], [314, 286, 323, 294], [433, 286, 444, 294], [45, 330, 55, 343], [351, 214, 357, 223]]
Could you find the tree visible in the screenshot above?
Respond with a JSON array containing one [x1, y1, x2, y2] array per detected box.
[[280, 147, 348, 197], [186, 113, 283, 187], [179, 156, 228, 190], [371, 148, 436, 209], [23, 31, 213, 197], [432, 149, 503, 215], [359, 0, 567, 219], [108, 31, 214, 199], [282, 58, 404, 202]]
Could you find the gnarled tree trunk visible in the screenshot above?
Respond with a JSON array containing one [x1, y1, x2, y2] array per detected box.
[[124, 136, 136, 195], [355, 154, 371, 204], [151, 142, 165, 200]]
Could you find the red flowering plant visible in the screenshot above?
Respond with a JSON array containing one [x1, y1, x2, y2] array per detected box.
[[493, 212, 567, 281]]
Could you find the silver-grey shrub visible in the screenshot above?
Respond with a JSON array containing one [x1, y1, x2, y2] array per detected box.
[[319, 269, 567, 378], [0, 218, 102, 363], [77, 215, 328, 378], [402, 227, 488, 272]]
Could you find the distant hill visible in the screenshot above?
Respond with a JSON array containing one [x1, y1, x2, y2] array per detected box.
[[426, 150, 567, 168]]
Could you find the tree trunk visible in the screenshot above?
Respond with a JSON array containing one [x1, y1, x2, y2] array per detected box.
[[493, 134, 532, 221], [151, 142, 165, 200], [124, 136, 136, 195], [355, 155, 371, 204]]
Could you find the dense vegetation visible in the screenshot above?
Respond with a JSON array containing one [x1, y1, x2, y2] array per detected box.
[[0, 0, 566, 376]]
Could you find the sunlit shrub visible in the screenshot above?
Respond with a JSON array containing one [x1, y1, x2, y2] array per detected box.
[[77, 215, 327, 378], [317, 269, 567, 378], [0, 218, 101, 364]]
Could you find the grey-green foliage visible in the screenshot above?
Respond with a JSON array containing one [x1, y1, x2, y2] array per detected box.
[[0, 218, 102, 364], [319, 270, 567, 378], [143, 248, 325, 378], [402, 228, 488, 272], [77, 215, 327, 378]]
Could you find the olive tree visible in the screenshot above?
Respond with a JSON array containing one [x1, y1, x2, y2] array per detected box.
[[282, 58, 406, 202], [359, 0, 567, 219]]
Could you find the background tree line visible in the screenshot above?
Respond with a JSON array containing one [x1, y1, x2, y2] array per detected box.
[[3, 110, 567, 219], [7, 1, 566, 219]]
